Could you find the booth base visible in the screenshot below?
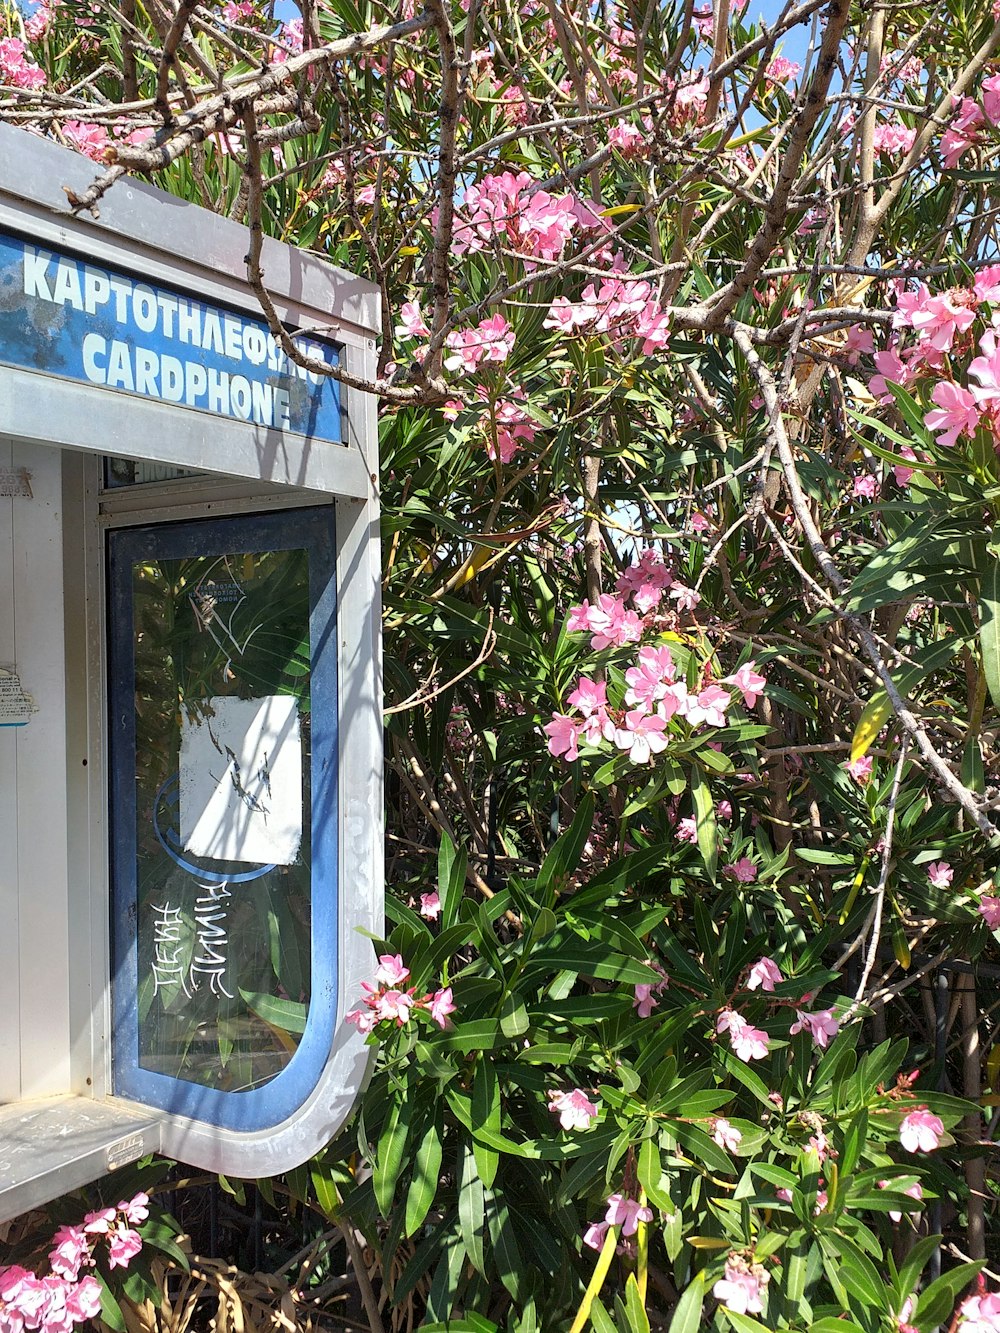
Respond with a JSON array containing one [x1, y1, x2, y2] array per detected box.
[[0, 1095, 163, 1222]]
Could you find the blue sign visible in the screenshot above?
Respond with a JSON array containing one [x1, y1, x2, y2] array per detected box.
[[0, 228, 342, 443]]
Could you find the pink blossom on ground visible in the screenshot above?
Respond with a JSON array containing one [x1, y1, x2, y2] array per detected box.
[[711, 1118, 743, 1151], [844, 755, 873, 784], [604, 1193, 653, 1236], [899, 1108, 944, 1153], [547, 1088, 600, 1130], [429, 986, 457, 1029], [723, 856, 757, 884], [979, 895, 1000, 928], [713, 1261, 766, 1314], [745, 956, 782, 992], [717, 1008, 769, 1061], [926, 861, 954, 889], [419, 891, 442, 920], [724, 661, 767, 707], [957, 1291, 1000, 1332], [374, 954, 410, 986], [924, 380, 980, 446], [878, 1177, 924, 1222], [790, 1007, 840, 1049]]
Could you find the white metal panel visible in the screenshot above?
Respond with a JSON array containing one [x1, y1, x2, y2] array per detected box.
[[0, 436, 20, 1102], [13, 441, 71, 1098]]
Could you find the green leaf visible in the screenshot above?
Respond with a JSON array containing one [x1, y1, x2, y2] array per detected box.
[[486, 1190, 524, 1301], [375, 1081, 412, 1216], [914, 1261, 983, 1329], [538, 792, 594, 894], [404, 1114, 442, 1236], [668, 1273, 705, 1333], [723, 1312, 772, 1333], [239, 990, 307, 1034], [472, 1058, 501, 1187], [439, 830, 467, 930], [458, 1139, 488, 1274], [500, 993, 530, 1038], [850, 635, 968, 761], [624, 1274, 651, 1333], [691, 768, 718, 882]]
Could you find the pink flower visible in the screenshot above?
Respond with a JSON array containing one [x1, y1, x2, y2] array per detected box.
[[899, 1107, 944, 1153], [711, 1118, 743, 1152], [745, 956, 782, 993], [65, 1276, 102, 1323], [969, 329, 1000, 406], [926, 861, 953, 889], [428, 986, 457, 1029], [568, 677, 613, 745], [83, 1208, 116, 1235], [675, 816, 698, 843], [723, 856, 757, 883], [375, 989, 415, 1025], [765, 55, 800, 84], [0, 36, 46, 89], [107, 1227, 142, 1269], [717, 1008, 769, 1061], [979, 895, 1000, 928], [375, 954, 410, 986], [685, 684, 730, 729], [345, 1006, 377, 1034], [724, 661, 766, 708], [853, 473, 879, 500], [48, 1227, 89, 1281], [790, 1007, 840, 1050], [395, 300, 430, 340], [669, 582, 701, 613], [941, 96, 984, 167], [716, 800, 733, 820], [583, 1221, 609, 1251], [419, 891, 442, 920], [924, 380, 980, 447], [713, 1260, 765, 1314], [614, 709, 669, 765], [976, 265, 1000, 303], [690, 510, 712, 533], [844, 754, 873, 784], [958, 1290, 1000, 1332], [548, 1088, 600, 1130], [633, 983, 659, 1017], [604, 1193, 653, 1236], [878, 1177, 923, 1222], [544, 713, 583, 761], [444, 315, 515, 373], [118, 1193, 149, 1226], [893, 445, 918, 487]]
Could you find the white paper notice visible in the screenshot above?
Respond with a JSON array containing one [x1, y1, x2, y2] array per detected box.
[[179, 695, 302, 865]]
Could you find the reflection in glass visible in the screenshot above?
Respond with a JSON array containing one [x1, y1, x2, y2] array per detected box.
[[130, 546, 313, 1092]]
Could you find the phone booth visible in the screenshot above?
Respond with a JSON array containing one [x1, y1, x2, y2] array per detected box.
[[0, 123, 382, 1219]]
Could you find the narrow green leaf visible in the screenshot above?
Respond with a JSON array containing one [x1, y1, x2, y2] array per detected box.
[[458, 1140, 487, 1274], [375, 1085, 412, 1216], [472, 1058, 501, 1187], [667, 1273, 705, 1333], [690, 768, 717, 882], [980, 543, 1000, 715], [404, 1115, 442, 1237]]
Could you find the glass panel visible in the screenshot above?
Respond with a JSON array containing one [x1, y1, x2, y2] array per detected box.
[[129, 543, 313, 1092], [103, 458, 202, 488]]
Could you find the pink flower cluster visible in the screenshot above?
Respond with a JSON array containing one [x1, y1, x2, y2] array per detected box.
[[345, 954, 457, 1034], [444, 314, 516, 374], [545, 646, 765, 766], [0, 1195, 148, 1333], [451, 170, 581, 262], [713, 1256, 768, 1314], [959, 1290, 1000, 1333], [543, 272, 671, 355], [940, 75, 1000, 168], [442, 385, 539, 464], [899, 1107, 943, 1153], [717, 1007, 769, 1062], [583, 1193, 653, 1250], [0, 36, 46, 89], [789, 1007, 839, 1050]]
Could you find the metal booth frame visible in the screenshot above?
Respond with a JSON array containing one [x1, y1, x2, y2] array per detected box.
[[0, 122, 383, 1216]]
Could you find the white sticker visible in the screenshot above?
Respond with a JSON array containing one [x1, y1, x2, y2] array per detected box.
[[0, 668, 36, 727], [179, 695, 302, 865], [0, 469, 32, 498]]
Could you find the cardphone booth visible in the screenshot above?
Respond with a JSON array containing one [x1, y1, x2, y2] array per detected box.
[[0, 123, 383, 1219]]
